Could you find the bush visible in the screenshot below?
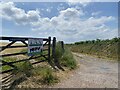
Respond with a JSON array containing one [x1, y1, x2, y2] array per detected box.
[[41, 67, 58, 85], [55, 41, 64, 59], [55, 42, 77, 70], [33, 66, 59, 85], [13, 61, 33, 77], [61, 47, 77, 70]]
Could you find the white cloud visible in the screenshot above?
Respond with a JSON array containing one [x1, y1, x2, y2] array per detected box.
[[1, 2, 117, 43], [92, 11, 102, 16], [31, 8, 116, 42], [66, 0, 92, 6], [0, 2, 40, 25], [59, 8, 84, 18], [0, 2, 25, 20], [27, 10, 40, 21]]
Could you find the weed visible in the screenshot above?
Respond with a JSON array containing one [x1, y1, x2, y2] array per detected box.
[[55, 42, 64, 59], [55, 42, 77, 70], [13, 61, 33, 77], [61, 47, 77, 70], [40, 67, 58, 85], [32, 66, 59, 85]]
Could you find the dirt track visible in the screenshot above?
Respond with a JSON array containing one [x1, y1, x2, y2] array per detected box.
[[51, 53, 118, 88]]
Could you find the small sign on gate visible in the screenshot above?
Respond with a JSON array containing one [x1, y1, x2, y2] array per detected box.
[[28, 38, 43, 56]]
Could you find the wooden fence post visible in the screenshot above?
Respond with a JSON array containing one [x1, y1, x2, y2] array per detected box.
[[61, 41, 64, 53], [48, 37, 57, 70], [52, 37, 64, 71], [52, 37, 56, 63], [48, 36, 51, 63]]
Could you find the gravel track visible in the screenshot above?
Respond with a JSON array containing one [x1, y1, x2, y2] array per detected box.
[[51, 53, 118, 88]]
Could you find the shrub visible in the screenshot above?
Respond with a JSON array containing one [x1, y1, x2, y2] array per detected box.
[[41, 67, 58, 85], [55, 41, 64, 59], [13, 61, 33, 77], [61, 47, 77, 70], [33, 66, 59, 85], [55, 42, 77, 70]]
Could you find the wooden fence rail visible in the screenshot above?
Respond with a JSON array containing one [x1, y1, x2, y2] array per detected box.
[[0, 36, 64, 89]]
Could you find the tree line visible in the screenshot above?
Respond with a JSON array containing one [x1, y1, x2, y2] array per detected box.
[[74, 37, 120, 45]]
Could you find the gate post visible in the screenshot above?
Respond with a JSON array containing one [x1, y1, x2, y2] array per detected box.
[[48, 36, 51, 63], [52, 37, 64, 71], [48, 37, 57, 70], [61, 41, 64, 53], [52, 37, 56, 63]]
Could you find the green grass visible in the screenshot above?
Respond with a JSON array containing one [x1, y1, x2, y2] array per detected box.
[[2, 57, 33, 77], [2, 57, 16, 71], [40, 67, 59, 85], [3, 57, 16, 62], [13, 61, 33, 77], [2, 47, 51, 75], [55, 42, 64, 59], [2, 57, 59, 85], [32, 66, 59, 85], [2, 65, 13, 71], [68, 38, 119, 60], [61, 47, 77, 69], [55, 42, 77, 70], [2, 41, 77, 86]]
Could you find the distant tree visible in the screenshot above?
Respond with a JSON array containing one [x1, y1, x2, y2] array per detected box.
[[96, 39, 101, 43], [85, 41, 89, 44], [91, 40, 95, 43], [112, 37, 119, 42], [80, 41, 84, 44], [75, 41, 85, 45], [75, 42, 80, 45], [105, 39, 110, 42]]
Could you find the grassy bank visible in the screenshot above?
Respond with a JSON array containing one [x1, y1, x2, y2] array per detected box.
[[67, 38, 119, 60]]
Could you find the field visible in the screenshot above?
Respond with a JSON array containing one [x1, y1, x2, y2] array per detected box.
[[67, 38, 119, 60]]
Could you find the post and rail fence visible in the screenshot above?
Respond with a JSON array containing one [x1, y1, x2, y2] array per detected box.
[[0, 36, 64, 89]]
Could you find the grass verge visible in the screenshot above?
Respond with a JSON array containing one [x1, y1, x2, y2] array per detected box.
[[55, 42, 77, 70], [61, 47, 77, 70], [32, 66, 59, 85]]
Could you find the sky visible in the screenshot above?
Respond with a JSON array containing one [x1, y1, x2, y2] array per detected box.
[[0, 1, 118, 43]]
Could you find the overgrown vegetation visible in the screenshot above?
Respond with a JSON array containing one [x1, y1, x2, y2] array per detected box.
[[13, 61, 33, 77], [2, 40, 77, 87], [32, 66, 59, 85], [61, 47, 77, 69], [68, 37, 119, 59], [2, 57, 16, 71], [2, 57, 59, 85], [2, 57, 33, 77], [55, 42, 77, 70]]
